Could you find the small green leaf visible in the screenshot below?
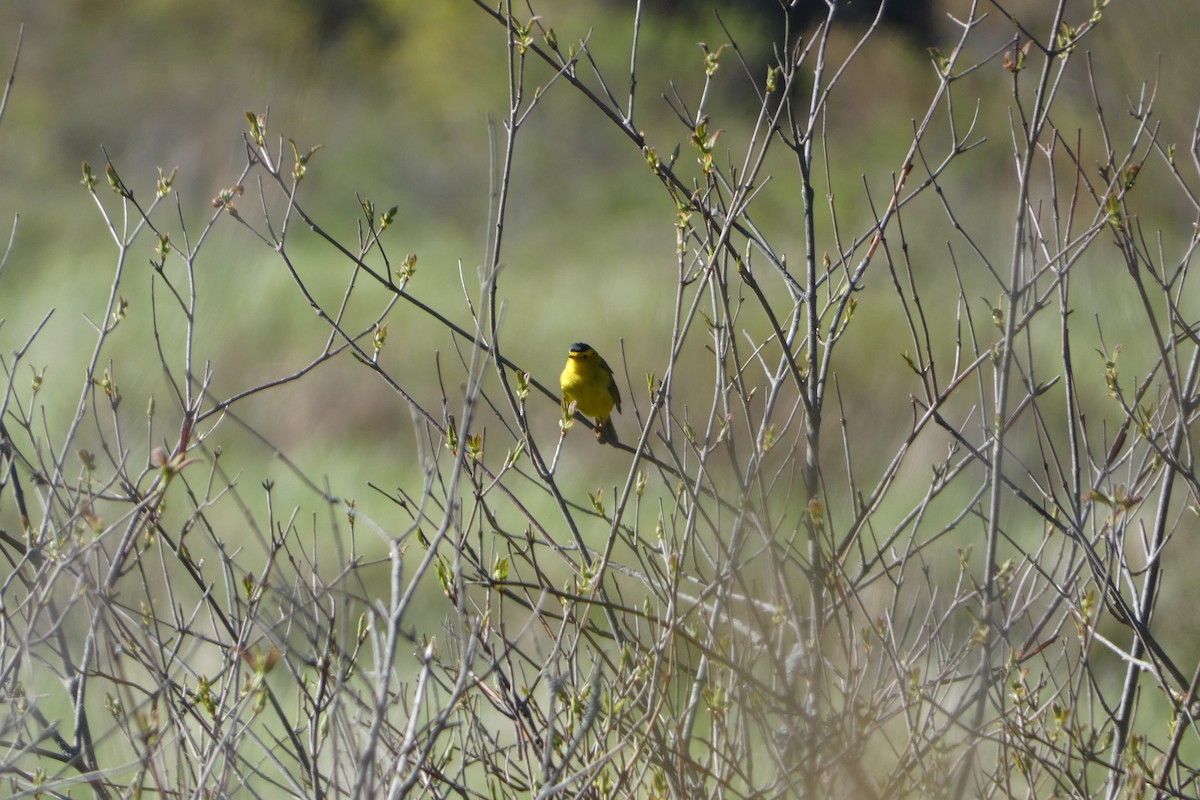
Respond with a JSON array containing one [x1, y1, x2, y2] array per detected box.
[[491, 556, 509, 582]]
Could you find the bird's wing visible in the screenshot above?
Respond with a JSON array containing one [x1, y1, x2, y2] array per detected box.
[[602, 358, 622, 412]]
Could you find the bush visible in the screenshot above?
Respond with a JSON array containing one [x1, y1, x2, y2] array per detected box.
[[2, 1, 1198, 797]]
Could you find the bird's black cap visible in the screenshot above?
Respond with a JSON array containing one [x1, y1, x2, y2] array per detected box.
[[569, 342, 592, 353]]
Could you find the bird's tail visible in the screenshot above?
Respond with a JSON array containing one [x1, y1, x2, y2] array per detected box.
[[596, 416, 619, 446]]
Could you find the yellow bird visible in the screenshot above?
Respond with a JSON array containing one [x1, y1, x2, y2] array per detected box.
[[560, 342, 622, 444]]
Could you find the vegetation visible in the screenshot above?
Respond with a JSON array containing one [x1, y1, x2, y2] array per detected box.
[[3, 1, 1200, 797]]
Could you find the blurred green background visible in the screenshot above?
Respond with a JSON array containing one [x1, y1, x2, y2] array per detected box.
[[2, 0, 1199, 587], [4, 2, 1200, 789]]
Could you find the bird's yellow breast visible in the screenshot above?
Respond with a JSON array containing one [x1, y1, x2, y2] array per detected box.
[[560, 355, 617, 421]]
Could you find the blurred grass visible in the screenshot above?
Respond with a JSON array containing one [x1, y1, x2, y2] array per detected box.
[[4, 5, 1200, 790], [3, 0, 1200, 640]]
